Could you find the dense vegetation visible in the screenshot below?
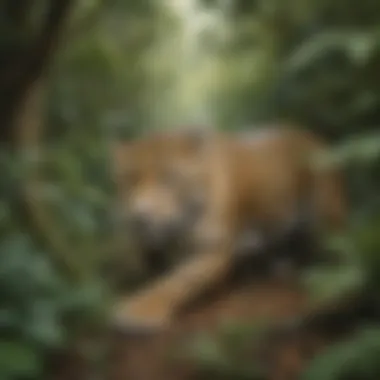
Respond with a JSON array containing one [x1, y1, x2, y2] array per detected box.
[[1, 0, 380, 379]]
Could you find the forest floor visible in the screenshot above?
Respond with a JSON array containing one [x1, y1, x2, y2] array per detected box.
[[106, 276, 337, 380]]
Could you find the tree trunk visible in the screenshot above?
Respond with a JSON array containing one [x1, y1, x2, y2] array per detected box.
[[0, 0, 74, 146]]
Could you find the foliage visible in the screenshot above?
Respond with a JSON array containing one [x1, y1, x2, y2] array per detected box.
[[2, 0, 380, 379], [0, 152, 110, 380], [301, 327, 380, 380], [183, 320, 272, 380]]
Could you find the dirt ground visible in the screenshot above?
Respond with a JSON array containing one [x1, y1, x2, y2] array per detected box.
[[49, 265, 353, 380], [106, 278, 334, 380]]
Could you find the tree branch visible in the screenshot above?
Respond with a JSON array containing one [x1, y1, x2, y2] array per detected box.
[[0, 0, 75, 145]]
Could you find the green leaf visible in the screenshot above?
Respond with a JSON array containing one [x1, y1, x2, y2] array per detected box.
[[186, 332, 228, 369], [25, 300, 63, 347], [301, 327, 380, 380], [0, 341, 42, 379], [302, 265, 365, 307]]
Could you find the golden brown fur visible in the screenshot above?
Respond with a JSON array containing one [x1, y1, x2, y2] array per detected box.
[[111, 126, 347, 332]]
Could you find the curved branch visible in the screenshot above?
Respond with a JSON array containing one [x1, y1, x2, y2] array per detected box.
[[0, 0, 75, 145], [4, 0, 86, 281]]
